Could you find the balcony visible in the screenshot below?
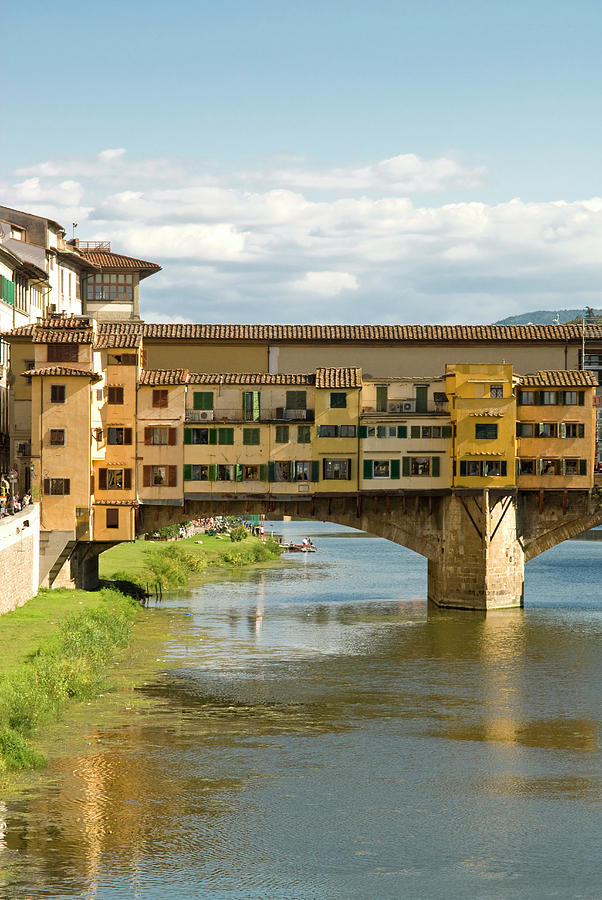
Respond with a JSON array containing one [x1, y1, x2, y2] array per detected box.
[[184, 407, 315, 423], [361, 399, 448, 416]]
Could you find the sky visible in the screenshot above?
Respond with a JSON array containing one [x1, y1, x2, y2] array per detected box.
[[2, 0, 602, 324]]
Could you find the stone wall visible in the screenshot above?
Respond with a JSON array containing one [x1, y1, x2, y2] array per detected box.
[[0, 504, 39, 615]]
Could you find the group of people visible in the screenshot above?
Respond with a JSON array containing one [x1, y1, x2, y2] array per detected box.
[[0, 482, 32, 517]]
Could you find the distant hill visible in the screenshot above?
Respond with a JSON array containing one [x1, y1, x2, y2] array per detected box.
[[493, 310, 602, 326]]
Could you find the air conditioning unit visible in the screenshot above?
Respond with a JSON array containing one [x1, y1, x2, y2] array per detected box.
[[388, 402, 403, 413], [401, 400, 416, 412], [284, 408, 307, 420], [198, 410, 214, 421]]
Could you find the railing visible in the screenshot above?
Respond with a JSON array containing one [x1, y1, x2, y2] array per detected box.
[[185, 408, 315, 423], [76, 240, 111, 251], [361, 403, 448, 416]]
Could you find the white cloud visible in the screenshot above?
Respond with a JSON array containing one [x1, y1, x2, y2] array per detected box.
[[290, 271, 359, 297], [3, 148, 602, 324]]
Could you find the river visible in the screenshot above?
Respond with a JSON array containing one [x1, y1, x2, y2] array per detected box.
[[1, 522, 600, 899]]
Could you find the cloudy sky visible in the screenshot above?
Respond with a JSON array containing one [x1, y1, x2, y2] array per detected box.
[[2, 0, 602, 324]]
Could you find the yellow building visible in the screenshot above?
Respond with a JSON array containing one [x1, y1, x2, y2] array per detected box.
[[446, 363, 517, 490]]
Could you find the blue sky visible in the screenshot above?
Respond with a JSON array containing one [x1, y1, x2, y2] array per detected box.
[[2, 0, 602, 323]]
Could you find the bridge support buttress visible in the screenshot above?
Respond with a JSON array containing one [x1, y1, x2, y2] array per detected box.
[[427, 492, 525, 611]]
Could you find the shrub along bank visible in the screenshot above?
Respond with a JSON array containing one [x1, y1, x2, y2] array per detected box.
[[0, 588, 137, 773], [100, 533, 283, 591]]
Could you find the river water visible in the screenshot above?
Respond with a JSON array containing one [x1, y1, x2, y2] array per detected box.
[[1, 522, 600, 900]]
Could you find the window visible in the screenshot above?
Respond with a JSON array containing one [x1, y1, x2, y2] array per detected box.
[[286, 390, 306, 410], [517, 422, 535, 437], [43, 477, 70, 495], [184, 464, 209, 481], [193, 391, 214, 410], [295, 461, 310, 481], [376, 385, 388, 412], [106, 509, 119, 529], [243, 465, 260, 481], [242, 391, 260, 421], [330, 392, 347, 409], [85, 273, 133, 302], [10, 226, 25, 241], [152, 389, 168, 408], [563, 391, 577, 405], [217, 464, 234, 481], [50, 384, 65, 404], [108, 386, 124, 405], [540, 458, 560, 475], [108, 427, 133, 445], [323, 458, 351, 480], [377, 425, 387, 438], [519, 459, 535, 475], [142, 465, 177, 487], [271, 460, 292, 481], [339, 425, 356, 437], [536, 423, 558, 438], [275, 425, 289, 443], [410, 457, 430, 476], [49, 429, 65, 446], [490, 384, 503, 399], [243, 428, 261, 445], [318, 425, 337, 438], [100, 468, 125, 489], [373, 460, 390, 478], [184, 427, 209, 445], [561, 422, 584, 438], [519, 391, 535, 405], [459, 460, 507, 477], [419, 425, 443, 439], [475, 424, 498, 440], [144, 426, 175, 446], [541, 391, 557, 405], [24, 358, 34, 386], [47, 344, 78, 363], [563, 458, 579, 475], [297, 425, 311, 443], [217, 428, 234, 445]]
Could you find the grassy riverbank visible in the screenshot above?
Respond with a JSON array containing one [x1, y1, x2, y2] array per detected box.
[[0, 588, 138, 774], [99, 532, 283, 591]]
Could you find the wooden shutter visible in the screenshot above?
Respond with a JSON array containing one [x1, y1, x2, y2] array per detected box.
[[63, 479, 70, 495], [106, 508, 119, 528], [168, 427, 177, 446], [358, 425, 367, 439], [578, 391, 585, 406], [460, 461, 467, 477], [90, 474, 95, 494], [184, 428, 192, 444], [184, 464, 192, 481], [346, 459, 352, 480], [402, 456, 410, 477], [579, 459, 587, 475], [144, 426, 153, 445], [410, 425, 420, 439], [124, 469, 132, 490], [501, 461, 507, 477], [442, 425, 451, 438], [363, 459, 373, 479], [168, 466, 177, 487], [397, 425, 407, 438], [123, 428, 132, 445], [208, 464, 217, 481], [431, 456, 440, 477], [311, 460, 320, 483], [268, 461, 275, 482], [209, 429, 217, 445], [143, 466, 151, 487], [235, 464, 243, 482], [578, 423, 585, 438], [259, 464, 267, 481], [98, 469, 107, 490], [43, 478, 50, 494], [390, 458, 400, 479]]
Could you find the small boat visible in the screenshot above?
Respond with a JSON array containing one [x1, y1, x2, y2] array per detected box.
[[283, 542, 317, 553]]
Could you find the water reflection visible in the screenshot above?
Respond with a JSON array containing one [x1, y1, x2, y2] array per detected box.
[[1, 523, 601, 899]]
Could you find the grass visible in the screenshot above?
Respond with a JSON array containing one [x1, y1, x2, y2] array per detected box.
[[0, 588, 138, 773], [99, 533, 283, 590]]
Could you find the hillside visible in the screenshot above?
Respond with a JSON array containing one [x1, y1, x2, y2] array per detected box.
[[493, 309, 601, 325]]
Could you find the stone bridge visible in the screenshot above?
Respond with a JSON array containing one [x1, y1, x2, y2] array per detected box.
[[104, 487, 601, 611]]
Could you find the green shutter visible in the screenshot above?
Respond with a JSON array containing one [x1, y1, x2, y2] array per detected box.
[[219, 428, 234, 445], [193, 391, 213, 410], [184, 464, 192, 481], [559, 422, 566, 438], [578, 391, 585, 406], [442, 425, 451, 438], [376, 386, 388, 412], [363, 459, 373, 479], [184, 428, 192, 445], [358, 425, 368, 439], [578, 423, 585, 438], [259, 464, 267, 481], [346, 459, 352, 480], [397, 425, 407, 438], [580, 459, 587, 475], [402, 456, 410, 477], [209, 429, 217, 445], [557, 391, 565, 405], [431, 456, 440, 477], [535, 391, 543, 405], [253, 391, 260, 420], [311, 460, 320, 482], [208, 464, 217, 481], [415, 385, 428, 413], [410, 425, 420, 439], [390, 458, 400, 479], [286, 390, 306, 409], [235, 464, 243, 482], [288, 462, 296, 482]]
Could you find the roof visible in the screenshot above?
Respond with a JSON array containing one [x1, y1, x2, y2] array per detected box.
[[33, 329, 93, 344], [187, 372, 315, 386], [520, 370, 598, 387], [140, 369, 188, 386], [315, 367, 362, 388], [94, 332, 142, 349], [7, 320, 602, 345], [93, 499, 139, 507], [80, 249, 161, 272], [22, 365, 101, 382], [470, 408, 506, 417]]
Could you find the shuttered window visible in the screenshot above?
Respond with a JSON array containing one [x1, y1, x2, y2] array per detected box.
[[50, 384, 66, 403], [193, 391, 214, 410], [152, 389, 168, 408], [286, 391, 306, 409], [106, 509, 119, 529], [43, 478, 70, 495], [218, 428, 234, 445], [243, 428, 261, 445], [107, 386, 124, 404], [47, 344, 78, 363]]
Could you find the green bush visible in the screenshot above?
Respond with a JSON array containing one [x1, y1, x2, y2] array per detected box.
[[229, 525, 248, 543], [144, 544, 207, 588]]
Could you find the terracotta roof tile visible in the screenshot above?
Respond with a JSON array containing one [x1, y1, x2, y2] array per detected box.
[[33, 329, 93, 344], [470, 408, 506, 417], [520, 370, 598, 387], [315, 367, 362, 388], [187, 372, 315, 385], [80, 250, 161, 271], [139, 369, 188, 386], [93, 499, 139, 507], [23, 365, 101, 381], [94, 333, 142, 349]]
